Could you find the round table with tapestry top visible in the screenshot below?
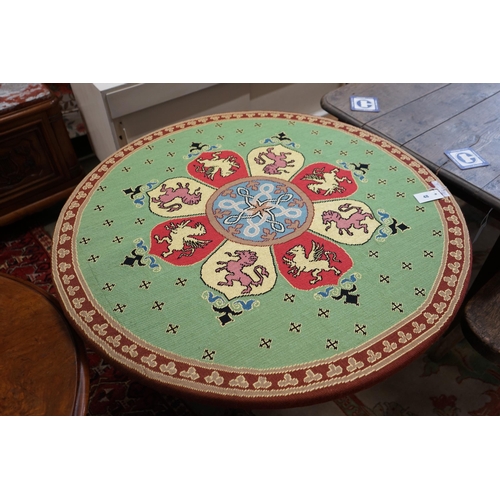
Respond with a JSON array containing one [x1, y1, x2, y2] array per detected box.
[[52, 112, 471, 408]]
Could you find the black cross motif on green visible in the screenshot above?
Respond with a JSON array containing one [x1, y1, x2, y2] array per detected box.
[[202, 349, 215, 360], [392, 302, 403, 312], [355, 324, 367, 335], [102, 283, 115, 291], [318, 308, 330, 318], [152, 301, 164, 311], [326, 339, 338, 349], [166, 324, 179, 334], [114, 303, 126, 313], [259, 338, 272, 348], [289, 323, 301, 333]]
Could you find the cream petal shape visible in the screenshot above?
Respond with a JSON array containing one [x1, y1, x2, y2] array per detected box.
[[247, 145, 304, 179], [148, 177, 215, 218], [201, 241, 277, 300], [310, 200, 381, 245]]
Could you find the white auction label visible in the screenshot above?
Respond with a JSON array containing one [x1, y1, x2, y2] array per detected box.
[[414, 189, 445, 203]]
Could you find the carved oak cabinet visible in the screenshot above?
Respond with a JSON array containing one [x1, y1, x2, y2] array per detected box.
[[0, 83, 83, 225]]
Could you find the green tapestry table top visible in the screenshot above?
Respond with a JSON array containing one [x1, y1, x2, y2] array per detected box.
[[52, 112, 471, 408]]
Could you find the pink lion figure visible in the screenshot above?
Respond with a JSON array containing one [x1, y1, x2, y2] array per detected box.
[[321, 203, 374, 236], [151, 182, 202, 212], [215, 250, 269, 294], [254, 147, 294, 175]]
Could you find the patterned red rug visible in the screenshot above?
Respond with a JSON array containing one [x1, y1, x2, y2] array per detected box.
[[3, 222, 500, 415], [0, 222, 249, 415]]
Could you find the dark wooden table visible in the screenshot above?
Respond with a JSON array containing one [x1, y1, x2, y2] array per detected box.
[[0, 274, 89, 415], [322, 83, 500, 361], [321, 83, 500, 216]]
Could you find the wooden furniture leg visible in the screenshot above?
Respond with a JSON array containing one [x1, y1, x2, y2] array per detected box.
[[462, 266, 500, 364], [430, 233, 500, 361]]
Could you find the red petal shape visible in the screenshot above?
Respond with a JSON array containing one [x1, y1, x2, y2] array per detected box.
[[150, 215, 225, 266], [273, 231, 353, 290], [291, 162, 357, 201], [187, 150, 249, 188]]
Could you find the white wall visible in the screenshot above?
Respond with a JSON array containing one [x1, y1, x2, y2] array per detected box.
[[72, 83, 343, 161]]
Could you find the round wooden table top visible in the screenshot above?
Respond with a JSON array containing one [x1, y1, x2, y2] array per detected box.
[[52, 112, 472, 408], [0, 274, 89, 415]]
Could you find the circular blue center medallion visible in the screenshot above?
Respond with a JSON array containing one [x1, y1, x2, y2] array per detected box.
[[207, 176, 314, 246]]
